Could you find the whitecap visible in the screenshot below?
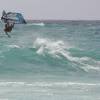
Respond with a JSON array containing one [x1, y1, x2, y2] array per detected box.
[[33, 38, 100, 72], [0, 81, 100, 87], [7, 45, 20, 49], [27, 22, 45, 26]]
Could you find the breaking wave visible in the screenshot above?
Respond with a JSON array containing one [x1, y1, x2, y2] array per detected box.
[[33, 38, 100, 72], [27, 22, 45, 26], [0, 81, 100, 87]]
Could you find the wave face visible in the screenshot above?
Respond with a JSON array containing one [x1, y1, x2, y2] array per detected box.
[[0, 21, 100, 77], [0, 21, 100, 100]]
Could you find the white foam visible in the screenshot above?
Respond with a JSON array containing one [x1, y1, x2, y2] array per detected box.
[[33, 38, 100, 72], [33, 38, 69, 57], [28, 23, 45, 26], [7, 45, 20, 49], [0, 81, 99, 87], [0, 82, 25, 86], [33, 38, 87, 62]]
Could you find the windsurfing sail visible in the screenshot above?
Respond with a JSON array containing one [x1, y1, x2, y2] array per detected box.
[[1, 10, 26, 24]]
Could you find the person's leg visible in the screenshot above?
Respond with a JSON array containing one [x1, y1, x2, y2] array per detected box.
[[5, 32, 11, 38]]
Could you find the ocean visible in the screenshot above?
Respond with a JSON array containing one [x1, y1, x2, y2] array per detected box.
[[0, 20, 100, 100]]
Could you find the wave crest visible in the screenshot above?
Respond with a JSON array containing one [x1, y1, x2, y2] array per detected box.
[[33, 38, 100, 72], [27, 22, 45, 26], [33, 38, 69, 58]]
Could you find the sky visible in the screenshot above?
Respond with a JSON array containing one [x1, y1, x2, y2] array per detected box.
[[0, 0, 100, 20]]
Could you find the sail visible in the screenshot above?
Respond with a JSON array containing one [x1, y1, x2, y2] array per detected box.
[[1, 10, 26, 24]]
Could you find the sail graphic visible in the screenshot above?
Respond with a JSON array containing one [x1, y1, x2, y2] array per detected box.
[[1, 10, 26, 24]]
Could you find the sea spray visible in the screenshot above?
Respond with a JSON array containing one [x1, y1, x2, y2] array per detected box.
[[33, 38, 100, 72]]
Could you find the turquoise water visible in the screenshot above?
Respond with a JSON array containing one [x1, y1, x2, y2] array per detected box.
[[0, 21, 100, 100]]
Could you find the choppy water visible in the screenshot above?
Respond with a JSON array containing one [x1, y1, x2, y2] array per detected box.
[[0, 21, 100, 100]]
